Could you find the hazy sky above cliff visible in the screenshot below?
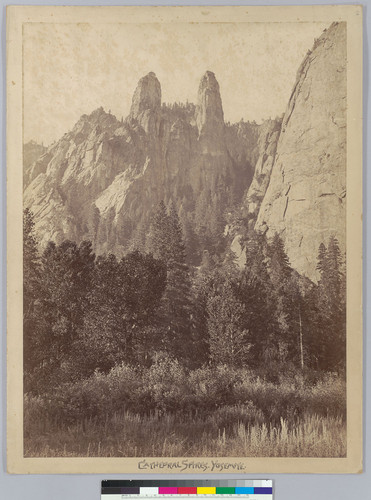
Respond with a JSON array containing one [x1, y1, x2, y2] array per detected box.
[[23, 21, 328, 145]]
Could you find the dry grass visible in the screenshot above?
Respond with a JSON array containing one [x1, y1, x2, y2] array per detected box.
[[24, 365, 346, 458], [24, 411, 346, 458]]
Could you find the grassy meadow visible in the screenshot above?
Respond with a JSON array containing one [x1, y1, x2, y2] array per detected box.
[[24, 362, 346, 458], [24, 411, 346, 458]]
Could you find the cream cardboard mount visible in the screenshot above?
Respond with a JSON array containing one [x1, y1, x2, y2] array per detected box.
[[7, 5, 363, 474]]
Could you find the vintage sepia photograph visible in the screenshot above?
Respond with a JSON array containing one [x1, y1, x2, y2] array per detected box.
[[7, 6, 362, 473]]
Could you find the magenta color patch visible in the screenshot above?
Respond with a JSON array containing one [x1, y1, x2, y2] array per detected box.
[[159, 488, 178, 494]]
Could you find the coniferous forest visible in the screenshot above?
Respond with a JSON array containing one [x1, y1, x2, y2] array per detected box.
[[23, 202, 346, 458]]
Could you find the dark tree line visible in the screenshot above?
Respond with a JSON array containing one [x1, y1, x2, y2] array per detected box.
[[24, 205, 346, 395]]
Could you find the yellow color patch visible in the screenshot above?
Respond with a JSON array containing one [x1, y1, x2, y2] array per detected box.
[[197, 488, 216, 495]]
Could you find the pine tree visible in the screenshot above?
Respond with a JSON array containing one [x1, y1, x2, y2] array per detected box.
[[326, 236, 344, 301], [208, 192, 227, 255], [41, 240, 95, 373], [146, 201, 170, 260], [207, 280, 250, 366], [300, 281, 321, 369], [194, 189, 227, 256], [267, 233, 300, 365], [23, 209, 43, 391], [178, 205, 200, 266], [194, 189, 211, 251], [87, 204, 100, 245], [146, 201, 193, 359], [129, 217, 150, 253], [78, 253, 122, 373], [23, 209, 40, 322], [315, 237, 346, 372], [191, 269, 213, 366], [316, 242, 327, 275], [167, 202, 188, 263], [163, 203, 193, 358], [236, 231, 278, 364], [106, 207, 117, 249], [79, 251, 167, 374], [122, 251, 167, 360], [268, 233, 291, 287], [116, 212, 134, 250]]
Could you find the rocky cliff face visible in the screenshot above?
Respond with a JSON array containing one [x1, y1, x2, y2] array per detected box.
[[24, 71, 257, 256], [24, 22, 346, 280], [23, 141, 47, 187], [229, 118, 282, 268], [196, 71, 225, 145], [255, 22, 346, 279], [130, 72, 161, 120], [242, 118, 282, 220]]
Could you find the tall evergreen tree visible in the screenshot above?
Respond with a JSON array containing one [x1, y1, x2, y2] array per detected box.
[[79, 251, 167, 374], [236, 231, 278, 364], [316, 237, 346, 372], [267, 233, 300, 365], [23, 209, 43, 391], [163, 202, 193, 358], [207, 280, 250, 366], [146, 201, 170, 260], [40, 240, 95, 372], [316, 242, 327, 275], [129, 217, 150, 253], [116, 212, 134, 250], [178, 204, 200, 266], [146, 201, 193, 359], [300, 280, 321, 369], [23, 209, 40, 323], [208, 192, 227, 255], [87, 204, 100, 245]]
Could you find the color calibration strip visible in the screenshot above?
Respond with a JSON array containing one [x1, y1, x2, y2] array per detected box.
[[102, 481, 273, 500]]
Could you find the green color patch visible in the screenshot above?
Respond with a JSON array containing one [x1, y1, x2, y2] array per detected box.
[[216, 488, 236, 495]]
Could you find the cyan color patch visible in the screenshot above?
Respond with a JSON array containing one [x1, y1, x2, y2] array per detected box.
[[235, 487, 254, 494]]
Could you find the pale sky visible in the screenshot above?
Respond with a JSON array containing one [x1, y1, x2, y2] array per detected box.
[[23, 21, 328, 146]]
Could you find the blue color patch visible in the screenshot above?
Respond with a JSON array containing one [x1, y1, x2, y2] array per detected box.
[[235, 487, 254, 494]]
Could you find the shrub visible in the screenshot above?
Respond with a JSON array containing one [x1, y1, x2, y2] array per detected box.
[[209, 402, 265, 432], [24, 363, 346, 429], [142, 354, 188, 414], [188, 365, 241, 410], [34, 363, 142, 424], [307, 373, 346, 418]]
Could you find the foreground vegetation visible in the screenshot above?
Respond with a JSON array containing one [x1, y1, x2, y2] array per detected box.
[[24, 411, 346, 458], [24, 363, 346, 457]]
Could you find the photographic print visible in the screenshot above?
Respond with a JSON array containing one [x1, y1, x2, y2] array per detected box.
[[7, 6, 362, 473]]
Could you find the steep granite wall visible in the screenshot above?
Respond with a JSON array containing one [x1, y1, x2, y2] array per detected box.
[[243, 118, 282, 221], [255, 22, 346, 280]]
